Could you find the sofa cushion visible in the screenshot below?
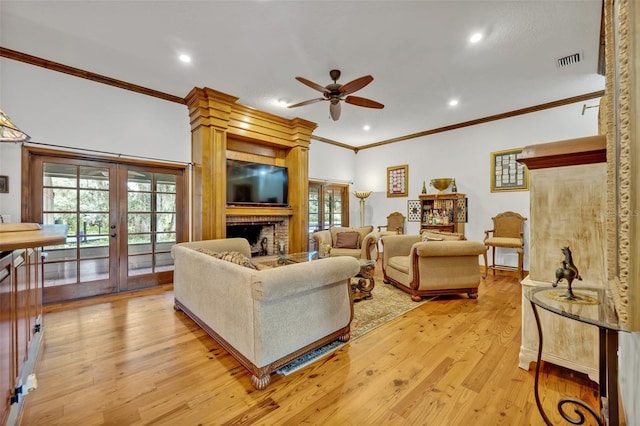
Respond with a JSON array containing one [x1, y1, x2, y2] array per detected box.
[[335, 231, 359, 248], [330, 226, 373, 248], [196, 248, 258, 269]]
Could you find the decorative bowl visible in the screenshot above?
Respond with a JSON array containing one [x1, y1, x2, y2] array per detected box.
[[429, 178, 453, 193]]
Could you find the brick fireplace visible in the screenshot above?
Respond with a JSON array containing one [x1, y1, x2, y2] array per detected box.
[[226, 216, 289, 256]]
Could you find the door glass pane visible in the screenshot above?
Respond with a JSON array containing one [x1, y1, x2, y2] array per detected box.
[[79, 189, 108, 212], [128, 254, 152, 276], [79, 258, 109, 282], [42, 162, 112, 289], [43, 163, 77, 187], [126, 170, 178, 277], [79, 167, 109, 189], [128, 192, 151, 212]]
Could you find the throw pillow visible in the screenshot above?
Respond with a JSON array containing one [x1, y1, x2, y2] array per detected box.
[[330, 225, 373, 249], [421, 230, 466, 241], [195, 248, 258, 269], [421, 233, 444, 242], [334, 231, 360, 249]]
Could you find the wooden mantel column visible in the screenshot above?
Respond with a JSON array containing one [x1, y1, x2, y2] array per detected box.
[[184, 87, 317, 252]]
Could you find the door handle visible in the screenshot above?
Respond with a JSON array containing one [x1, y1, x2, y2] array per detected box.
[[110, 225, 116, 229], [111, 233, 117, 238]]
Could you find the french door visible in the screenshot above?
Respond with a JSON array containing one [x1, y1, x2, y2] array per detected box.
[[308, 181, 349, 250], [26, 149, 186, 303]]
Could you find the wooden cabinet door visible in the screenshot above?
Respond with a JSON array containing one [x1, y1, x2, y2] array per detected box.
[[0, 253, 12, 425]]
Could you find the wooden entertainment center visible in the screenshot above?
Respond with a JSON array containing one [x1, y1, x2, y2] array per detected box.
[[185, 87, 317, 253]]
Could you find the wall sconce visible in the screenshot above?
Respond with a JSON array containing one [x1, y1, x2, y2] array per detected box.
[[0, 108, 31, 142], [354, 191, 372, 227]]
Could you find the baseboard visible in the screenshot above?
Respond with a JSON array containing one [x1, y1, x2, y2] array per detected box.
[[481, 265, 528, 279]]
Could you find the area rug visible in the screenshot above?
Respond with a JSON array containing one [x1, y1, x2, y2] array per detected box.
[[276, 280, 431, 375]]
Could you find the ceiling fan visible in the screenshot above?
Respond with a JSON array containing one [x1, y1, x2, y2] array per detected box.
[[288, 69, 384, 121]]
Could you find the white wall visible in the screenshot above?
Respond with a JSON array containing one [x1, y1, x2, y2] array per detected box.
[[349, 101, 599, 268], [0, 59, 191, 222]]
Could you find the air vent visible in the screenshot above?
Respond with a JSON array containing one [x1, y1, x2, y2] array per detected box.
[[557, 53, 581, 67]]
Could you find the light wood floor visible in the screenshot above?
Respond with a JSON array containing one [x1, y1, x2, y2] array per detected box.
[[20, 265, 600, 425]]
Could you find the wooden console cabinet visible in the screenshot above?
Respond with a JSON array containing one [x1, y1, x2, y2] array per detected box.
[[0, 223, 66, 425], [517, 135, 607, 383], [419, 193, 467, 235]]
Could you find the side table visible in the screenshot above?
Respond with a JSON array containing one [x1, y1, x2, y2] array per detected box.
[[351, 259, 376, 302], [525, 286, 627, 426]]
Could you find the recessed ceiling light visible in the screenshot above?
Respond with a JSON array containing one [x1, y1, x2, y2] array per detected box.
[[178, 54, 191, 63], [469, 32, 483, 43], [448, 99, 459, 107], [363, 125, 371, 131], [276, 98, 289, 107]]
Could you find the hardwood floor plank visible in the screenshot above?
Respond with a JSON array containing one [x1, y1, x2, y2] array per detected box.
[[20, 270, 602, 425]]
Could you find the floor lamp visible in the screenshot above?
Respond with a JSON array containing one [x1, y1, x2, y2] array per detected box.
[[354, 191, 371, 227]]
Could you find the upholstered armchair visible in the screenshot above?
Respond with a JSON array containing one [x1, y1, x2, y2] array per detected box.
[[312, 225, 378, 260], [377, 211, 406, 236], [381, 231, 485, 301], [483, 211, 527, 279]]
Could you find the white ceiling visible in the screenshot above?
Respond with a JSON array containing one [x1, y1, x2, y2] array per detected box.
[[1, 1, 605, 148]]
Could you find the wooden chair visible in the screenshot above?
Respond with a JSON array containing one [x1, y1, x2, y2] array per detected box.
[[377, 212, 405, 236], [483, 211, 527, 279]]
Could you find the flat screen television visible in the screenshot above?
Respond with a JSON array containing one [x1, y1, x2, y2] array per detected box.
[[226, 159, 289, 206]]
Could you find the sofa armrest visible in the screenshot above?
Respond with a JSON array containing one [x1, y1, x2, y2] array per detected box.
[[381, 234, 421, 268], [252, 256, 360, 301], [414, 240, 486, 257], [172, 238, 251, 259], [360, 232, 379, 260]]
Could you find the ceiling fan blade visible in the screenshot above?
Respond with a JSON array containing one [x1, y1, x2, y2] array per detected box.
[[345, 95, 384, 109], [329, 102, 341, 121], [295, 76, 328, 93], [288, 98, 324, 108], [340, 75, 374, 95]]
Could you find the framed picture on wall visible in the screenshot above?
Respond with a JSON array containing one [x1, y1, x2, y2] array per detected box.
[[0, 175, 8, 193], [490, 149, 529, 192], [387, 164, 408, 197]]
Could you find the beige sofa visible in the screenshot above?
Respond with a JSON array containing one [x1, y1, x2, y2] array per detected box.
[[312, 225, 378, 260], [172, 238, 360, 390], [381, 231, 485, 301]]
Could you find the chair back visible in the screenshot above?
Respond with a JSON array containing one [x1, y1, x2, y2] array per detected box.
[[492, 211, 527, 238], [385, 212, 406, 234]]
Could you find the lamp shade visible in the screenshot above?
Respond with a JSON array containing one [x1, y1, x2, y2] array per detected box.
[[0, 109, 30, 142], [354, 191, 372, 199]]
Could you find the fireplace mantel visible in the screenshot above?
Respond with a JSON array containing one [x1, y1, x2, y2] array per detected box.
[[185, 87, 317, 253]]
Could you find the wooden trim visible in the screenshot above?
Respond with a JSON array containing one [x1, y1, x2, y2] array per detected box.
[[517, 135, 606, 170], [356, 91, 605, 151], [2, 47, 605, 153], [0, 47, 185, 104]]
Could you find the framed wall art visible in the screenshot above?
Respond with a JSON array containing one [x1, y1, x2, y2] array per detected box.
[[0, 175, 8, 193], [407, 200, 421, 222], [387, 164, 408, 197], [490, 148, 529, 192]]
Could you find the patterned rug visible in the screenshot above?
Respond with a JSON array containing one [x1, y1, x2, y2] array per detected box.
[[276, 279, 430, 375]]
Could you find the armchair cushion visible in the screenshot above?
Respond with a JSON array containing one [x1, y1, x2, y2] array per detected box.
[[484, 236, 522, 248]]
